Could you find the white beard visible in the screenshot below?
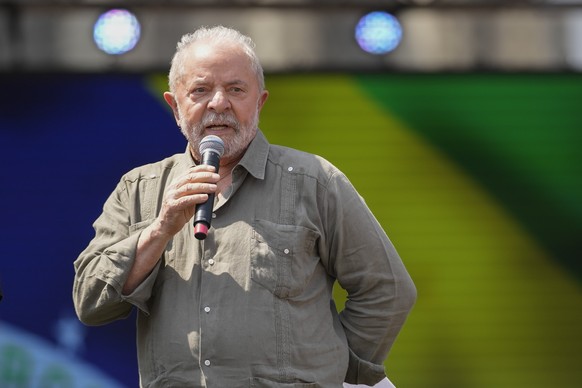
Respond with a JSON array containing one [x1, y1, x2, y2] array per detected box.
[[179, 109, 260, 162]]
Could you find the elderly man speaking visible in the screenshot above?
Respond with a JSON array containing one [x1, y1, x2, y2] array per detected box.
[[73, 25, 416, 388]]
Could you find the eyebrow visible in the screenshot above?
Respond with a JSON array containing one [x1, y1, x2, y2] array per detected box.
[[225, 79, 249, 87], [190, 78, 249, 87]]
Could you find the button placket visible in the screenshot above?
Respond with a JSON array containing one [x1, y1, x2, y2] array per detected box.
[[200, 242, 217, 373]]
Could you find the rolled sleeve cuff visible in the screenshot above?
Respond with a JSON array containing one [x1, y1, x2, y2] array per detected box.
[[96, 219, 159, 315], [120, 260, 161, 315], [345, 348, 387, 386]]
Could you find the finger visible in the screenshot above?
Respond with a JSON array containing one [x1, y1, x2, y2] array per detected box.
[[169, 171, 218, 194], [164, 181, 215, 205], [168, 193, 209, 210], [176, 182, 217, 198], [183, 167, 220, 184], [190, 164, 216, 173], [186, 171, 220, 183]]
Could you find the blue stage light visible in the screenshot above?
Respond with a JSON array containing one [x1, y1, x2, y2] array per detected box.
[[93, 9, 141, 55], [355, 11, 403, 55]]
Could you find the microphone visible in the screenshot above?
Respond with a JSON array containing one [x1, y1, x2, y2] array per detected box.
[[193, 135, 225, 240]]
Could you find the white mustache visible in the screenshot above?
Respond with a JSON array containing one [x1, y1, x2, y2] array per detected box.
[[201, 112, 240, 130]]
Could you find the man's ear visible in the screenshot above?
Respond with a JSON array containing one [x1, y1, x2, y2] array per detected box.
[[257, 89, 269, 112], [163, 92, 180, 124]]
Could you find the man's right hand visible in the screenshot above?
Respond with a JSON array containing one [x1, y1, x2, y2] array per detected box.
[[154, 165, 219, 238]]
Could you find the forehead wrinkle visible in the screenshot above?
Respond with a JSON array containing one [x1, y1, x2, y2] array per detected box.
[[175, 46, 259, 93]]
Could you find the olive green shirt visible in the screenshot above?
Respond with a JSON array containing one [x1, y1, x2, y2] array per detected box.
[[73, 130, 416, 388]]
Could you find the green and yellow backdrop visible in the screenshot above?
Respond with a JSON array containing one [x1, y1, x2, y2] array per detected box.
[[0, 73, 580, 387]]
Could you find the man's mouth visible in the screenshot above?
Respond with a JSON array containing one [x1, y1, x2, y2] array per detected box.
[[206, 124, 230, 131]]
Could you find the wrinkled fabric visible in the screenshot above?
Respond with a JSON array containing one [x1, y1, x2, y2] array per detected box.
[[73, 130, 416, 388]]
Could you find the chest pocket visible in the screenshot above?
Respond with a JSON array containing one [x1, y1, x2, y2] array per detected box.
[[251, 219, 320, 299]]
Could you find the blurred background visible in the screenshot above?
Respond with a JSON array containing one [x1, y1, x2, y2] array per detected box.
[[1, 0, 581, 387]]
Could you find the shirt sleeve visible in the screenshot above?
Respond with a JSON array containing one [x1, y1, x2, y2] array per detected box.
[[323, 171, 417, 386], [72, 179, 159, 326]]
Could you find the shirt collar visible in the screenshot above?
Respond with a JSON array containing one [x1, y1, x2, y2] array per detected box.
[[238, 129, 269, 180], [183, 129, 269, 180]]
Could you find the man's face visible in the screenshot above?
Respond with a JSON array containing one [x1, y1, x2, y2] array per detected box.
[[164, 42, 269, 163]]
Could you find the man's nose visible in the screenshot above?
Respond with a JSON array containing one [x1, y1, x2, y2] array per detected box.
[[207, 90, 230, 113]]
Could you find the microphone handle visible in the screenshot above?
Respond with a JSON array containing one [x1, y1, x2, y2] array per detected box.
[[193, 151, 221, 240]]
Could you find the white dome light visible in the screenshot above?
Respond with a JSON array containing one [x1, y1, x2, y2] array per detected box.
[[355, 11, 403, 55], [93, 9, 141, 56]]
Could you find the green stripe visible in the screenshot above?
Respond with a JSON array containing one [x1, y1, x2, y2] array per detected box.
[[355, 73, 582, 281]]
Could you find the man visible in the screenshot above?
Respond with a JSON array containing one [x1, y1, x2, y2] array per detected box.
[[73, 26, 416, 388]]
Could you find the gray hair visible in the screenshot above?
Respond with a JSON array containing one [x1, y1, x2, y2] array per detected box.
[[168, 26, 265, 93]]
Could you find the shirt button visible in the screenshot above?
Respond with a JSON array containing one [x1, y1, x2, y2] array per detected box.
[[204, 360, 211, 366], [204, 306, 211, 313], [284, 248, 290, 254], [287, 166, 293, 172], [208, 259, 215, 265], [212, 213, 217, 219]]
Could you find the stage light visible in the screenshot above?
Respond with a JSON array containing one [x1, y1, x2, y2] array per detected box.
[[93, 9, 141, 55], [355, 11, 403, 55]]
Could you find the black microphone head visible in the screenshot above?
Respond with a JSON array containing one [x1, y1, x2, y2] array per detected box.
[[199, 135, 225, 157]]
